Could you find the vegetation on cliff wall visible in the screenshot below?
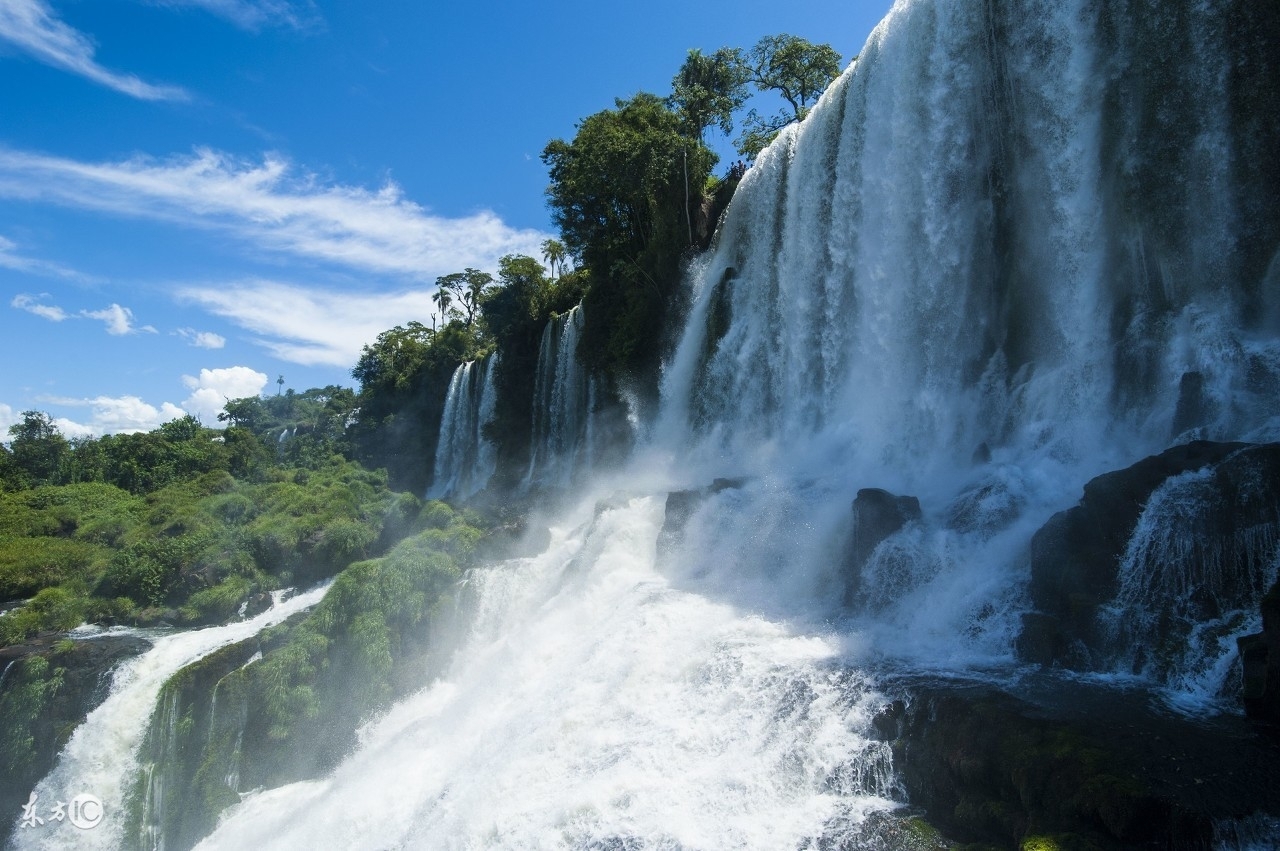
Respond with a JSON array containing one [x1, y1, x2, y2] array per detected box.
[[128, 502, 483, 849]]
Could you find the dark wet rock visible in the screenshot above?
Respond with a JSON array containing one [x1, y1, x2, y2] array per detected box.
[[946, 478, 1022, 537], [242, 591, 273, 619], [657, 477, 747, 558], [1238, 578, 1280, 724], [877, 676, 1280, 850], [0, 632, 151, 849], [842, 488, 922, 606], [972, 442, 992, 466], [1021, 441, 1280, 672], [1172, 371, 1211, 437]]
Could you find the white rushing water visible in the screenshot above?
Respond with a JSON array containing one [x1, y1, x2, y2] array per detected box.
[[10, 585, 330, 851], [197, 495, 897, 850], [429, 355, 500, 500], [526, 305, 595, 489]]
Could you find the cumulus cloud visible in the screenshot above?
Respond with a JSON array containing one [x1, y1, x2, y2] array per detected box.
[[0, 147, 550, 280], [175, 327, 227, 349], [155, 0, 320, 31], [82, 303, 158, 335], [12, 292, 70, 322], [180, 366, 268, 422], [40, 395, 187, 436], [0, 0, 186, 100], [0, 402, 17, 437], [180, 279, 437, 366]]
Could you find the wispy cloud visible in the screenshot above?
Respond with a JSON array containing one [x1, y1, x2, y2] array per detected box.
[[0, 147, 550, 280], [154, 0, 321, 32], [0, 235, 98, 282], [180, 279, 436, 367], [81, 303, 158, 335], [0, 0, 187, 100], [175, 327, 227, 349], [12, 292, 70, 321]]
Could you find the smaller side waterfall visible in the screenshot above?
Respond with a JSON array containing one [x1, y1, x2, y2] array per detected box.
[[10, 585, 330, 851], [526, 305, 595, 488], [1100, 453, 1280, 710], [428, 355, 499, 500]]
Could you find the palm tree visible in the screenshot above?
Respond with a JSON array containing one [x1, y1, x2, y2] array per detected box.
[[431, 285, 453, 323], [541, 238, 567, 280]]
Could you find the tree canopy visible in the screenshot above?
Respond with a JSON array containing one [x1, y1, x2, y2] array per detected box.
[[737, 34, 843, 157]]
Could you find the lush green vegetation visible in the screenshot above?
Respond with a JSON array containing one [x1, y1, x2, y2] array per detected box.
[[126, 502, 484, 847], [0, 395, 424, 645]]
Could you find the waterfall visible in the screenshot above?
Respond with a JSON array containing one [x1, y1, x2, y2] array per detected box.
[[428, 355, 499, 500], [526, 305, 595, 488], [10, 585, 329, 850], [658, 0, 1279, 490], [1100, 461, 1280, 709], [196, 0, 1276, 844], [38, 0, 1280, 845]]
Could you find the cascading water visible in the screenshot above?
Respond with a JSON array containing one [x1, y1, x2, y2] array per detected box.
[[9, 585, 329, 851], [1099, 458, 1280, 710], [39, 0, 1280, 845], [526, 305, 595, 488], [428, 355, 500, 500], [195, 494, 900, 850]]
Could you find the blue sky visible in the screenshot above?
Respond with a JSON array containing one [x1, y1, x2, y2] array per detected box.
[[0, 0, 890, 437]]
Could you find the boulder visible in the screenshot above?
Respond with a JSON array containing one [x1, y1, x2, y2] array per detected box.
[[877, 676, 1280, 849], [843, 488, 922, 605], [656, 477, 746, 559]]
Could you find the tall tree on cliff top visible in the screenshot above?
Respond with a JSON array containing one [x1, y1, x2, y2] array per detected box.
[[736, 34, 842, 158], [542, 93, 715, 377], [668, 47, 750, 141]]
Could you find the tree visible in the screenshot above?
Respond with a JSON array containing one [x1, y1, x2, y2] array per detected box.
[[218, 397, 268, 430], [736, 34, 842, 158], [7, 411, 69, 487], [668, 47, 750, 141], [435, 268, 494, 328], [431, 285, 453, 326], [543, 93, 716, 377], [541, 239, 568, 280]]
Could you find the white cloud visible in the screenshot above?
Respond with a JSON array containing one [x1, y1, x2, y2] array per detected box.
[[0, 236, 97, 281], [0, 147, 550, 280], [180, 279, 436, 367], [0, 403, 17, 437], [82, 303, 158, 335], [155, 0, 320, 31], [175, 327, 227, 349], [0, 0, 187, 100], [180, 366, 268, 422], [40, 395, 187, 436], [12, 292, 70, 322]]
